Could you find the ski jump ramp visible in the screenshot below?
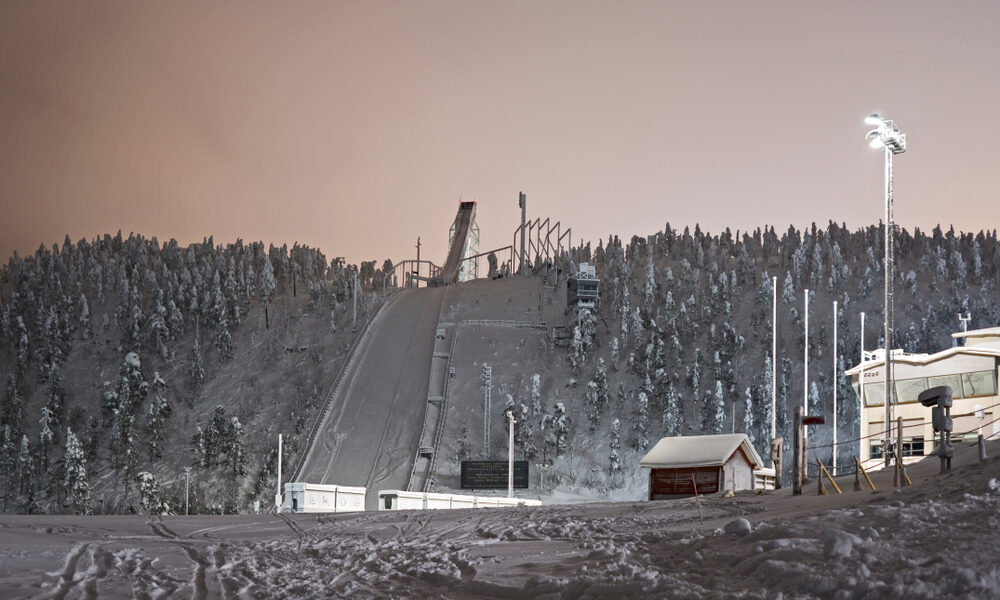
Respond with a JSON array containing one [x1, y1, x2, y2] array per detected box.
[[292, 201, 478, 510], [292, 287, 444, 510]]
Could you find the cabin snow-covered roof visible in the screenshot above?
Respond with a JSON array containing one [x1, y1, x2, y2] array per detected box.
[[639, 433, 763, 470]]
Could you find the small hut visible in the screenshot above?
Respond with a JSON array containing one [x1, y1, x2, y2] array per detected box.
[[639, 433, 764, 499]]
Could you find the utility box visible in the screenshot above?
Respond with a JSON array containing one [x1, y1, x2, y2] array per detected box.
[[282, 482, 366, 513]]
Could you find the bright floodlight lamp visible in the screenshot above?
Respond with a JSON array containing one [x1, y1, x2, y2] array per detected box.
[[865, 115, 907, 155]]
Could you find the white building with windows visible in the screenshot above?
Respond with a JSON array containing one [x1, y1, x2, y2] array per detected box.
[[846, 327, 1000, 467]]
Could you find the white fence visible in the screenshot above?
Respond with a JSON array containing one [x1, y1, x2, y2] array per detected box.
[[377, 490, 541, 511], [282, 482, 366, 513]]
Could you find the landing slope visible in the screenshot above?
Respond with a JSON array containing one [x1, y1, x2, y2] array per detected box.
[[294, 287, 444, 509]]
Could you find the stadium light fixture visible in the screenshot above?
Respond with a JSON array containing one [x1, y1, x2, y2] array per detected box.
[[865, 112, 906, 468]]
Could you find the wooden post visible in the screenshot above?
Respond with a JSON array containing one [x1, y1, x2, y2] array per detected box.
[[853, 456, 876, 491], [817, 458, 842, 495], [770, 437, 784, 490], [893, 448, 912, 487]]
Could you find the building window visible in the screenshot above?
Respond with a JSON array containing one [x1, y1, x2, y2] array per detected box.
[[901, 437, 924, 457], [895, 378, 929, 405], [870, 442, 883, 459], [927, 374, 964, 399], [961, 370, 997, 398], [864, 383, 887, 406]]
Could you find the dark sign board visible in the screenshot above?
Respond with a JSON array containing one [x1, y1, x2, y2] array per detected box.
[[461, 461, 529, 489]]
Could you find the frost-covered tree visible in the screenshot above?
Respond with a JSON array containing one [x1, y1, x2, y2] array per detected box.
[[584, 381, 600, 430], [228, 417, 246, 478], [782, 271, 796, 304], [259, 255, 277, 329], [610, 337, 620, 371], [145, 373, 171, 461], [63, 428, 89, 514], [187, 325, 205, 397], [516, 403, 536, 460], [632, 391, 649, 452], [1, 426, 15, 511], [215, 314, 233, 363], [609, 418, 622, 474], [530, 374, 542, 419], [38, 405, 54, 474], [553, 402, 569, 457], [135, 472, 171, 515], [809, 381, 821, 418], [663, 379, 683, 437], [743, 386, 755, 445]]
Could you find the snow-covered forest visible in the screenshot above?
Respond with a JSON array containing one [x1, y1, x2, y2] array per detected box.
[[459, 222, 1000, 498], [0, 233, 390, 514], [3, 222, 1000, 513]]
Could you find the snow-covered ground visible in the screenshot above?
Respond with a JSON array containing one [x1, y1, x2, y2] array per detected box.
[[2, 438, 998, 599]]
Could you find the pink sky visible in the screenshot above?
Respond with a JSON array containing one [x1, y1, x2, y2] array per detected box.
[[2, 1, 999, 266]]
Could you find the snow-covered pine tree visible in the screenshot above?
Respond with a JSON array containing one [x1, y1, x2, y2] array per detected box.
[[743, 386, 755, 445], [585, 381, 600, 431], [1, 426, 15, 511], [63, 428, 89, 514], [38, 405, 54, 474], [135, 472, 171, 515], [187, 324, 205, 398], [517, 403, 536, 460], [215, 314, 233, 363], [228, 417, 246, 478], [17, 435, 32, 496], [633, 391, 649, 452], [260, 255, 277, 329], [530, 374, 542, 419], [714, 380, 725, 433], [663, 379, 683, 437], [609, 418, 621, 474], [782, 271, 796, 304], [554, 402, 568, 457], [145, 373, 171, 461]]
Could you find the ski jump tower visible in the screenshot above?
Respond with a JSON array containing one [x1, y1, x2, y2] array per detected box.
[[432, 201, 478, 285], [450, 201, 479, 282]]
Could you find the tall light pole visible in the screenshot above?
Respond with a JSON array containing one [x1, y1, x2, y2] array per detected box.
[[832, 300, 838, 475], [804, 288, 809, 417], [771, 275, 777, 451], [860, 311, 866, 458], [866, 113, 906, 468]]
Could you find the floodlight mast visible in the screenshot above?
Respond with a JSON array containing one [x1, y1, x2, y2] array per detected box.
[[865, 113, 906, 468]]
